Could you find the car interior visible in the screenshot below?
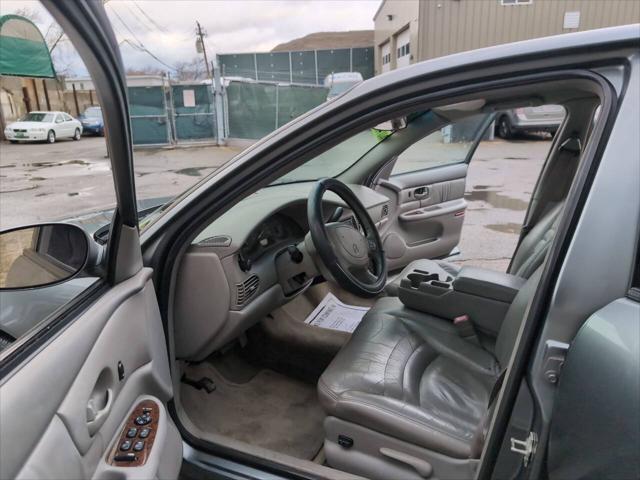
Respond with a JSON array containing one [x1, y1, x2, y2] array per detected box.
[[166, 78, 601, 479]]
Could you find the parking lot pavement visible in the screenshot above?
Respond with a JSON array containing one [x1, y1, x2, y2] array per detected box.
[[455, 137, 549, 272], [0, 135, 550, 274], [0, 137, 241, 229]]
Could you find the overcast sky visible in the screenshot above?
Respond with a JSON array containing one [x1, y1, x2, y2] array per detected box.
[[1, 0, 379, 76]]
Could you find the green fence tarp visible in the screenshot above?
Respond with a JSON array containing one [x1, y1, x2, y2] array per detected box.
[[220, 47, 374, 86], [226, 82, 277, 139], [128, 86, 170, 145], [226, 81, 328, 139], [171, 84, 216, 141], [0, 15, 55, 78], [276, 85, 328, 129]]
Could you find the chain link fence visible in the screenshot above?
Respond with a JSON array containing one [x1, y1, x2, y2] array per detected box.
[[128, 79, 328, 146]]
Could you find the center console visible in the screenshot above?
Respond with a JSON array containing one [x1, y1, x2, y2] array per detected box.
[[398, 265, 526, 336]]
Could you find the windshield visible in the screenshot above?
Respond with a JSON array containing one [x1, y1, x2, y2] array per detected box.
[[270, 127, 396, 186], [83, 107, 102, 119], [328, 82, 358, 97], [20, 113, 54, 123]]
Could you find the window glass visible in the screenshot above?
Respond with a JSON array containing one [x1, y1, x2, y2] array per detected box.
[[20, 112, 54, 122], [272, 127, 395, 185], [391, 114, 490, 176], [84, 107, 103, 118], [0, 5, 115, 353]]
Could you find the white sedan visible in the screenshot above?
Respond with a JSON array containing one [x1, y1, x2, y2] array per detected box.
[[4, 111, 83, 144]]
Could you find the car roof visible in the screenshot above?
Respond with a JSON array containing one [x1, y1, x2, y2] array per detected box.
[[347, 24, 640, 98]]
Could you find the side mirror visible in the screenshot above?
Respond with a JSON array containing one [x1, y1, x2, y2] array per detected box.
[[0, 223, 91, 290]]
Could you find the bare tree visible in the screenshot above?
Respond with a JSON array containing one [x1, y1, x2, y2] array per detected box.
[[12, 8, 63, 52], [174, 57, 207, 82]]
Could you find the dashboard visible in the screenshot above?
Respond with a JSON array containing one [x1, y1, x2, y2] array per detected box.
[[238, 213, 305, 271], [173, 182, 390, 361]]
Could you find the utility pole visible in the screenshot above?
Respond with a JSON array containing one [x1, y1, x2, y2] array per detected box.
[[196, 21, 212, 79]]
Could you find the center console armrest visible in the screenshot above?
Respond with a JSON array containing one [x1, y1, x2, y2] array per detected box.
[[397, 264, 525, 337], [453, 267, 526, 303]]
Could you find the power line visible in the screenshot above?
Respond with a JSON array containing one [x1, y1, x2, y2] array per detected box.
[[108, 4, 146, 48], [124, 4, 154, 33], [106, 3, 177, 71], [132, 1, 169, 33], [119, 39, 178, 72]]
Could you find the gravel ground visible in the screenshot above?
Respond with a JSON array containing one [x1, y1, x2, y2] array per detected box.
[[0, 135, 550, 273]]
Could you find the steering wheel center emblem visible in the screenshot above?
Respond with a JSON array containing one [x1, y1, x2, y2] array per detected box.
[[352, 243, 360, 255]]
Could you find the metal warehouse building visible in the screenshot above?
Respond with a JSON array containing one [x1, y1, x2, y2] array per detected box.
[[374, 0, 640, 74]]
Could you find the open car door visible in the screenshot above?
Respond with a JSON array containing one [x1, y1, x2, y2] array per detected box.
[[0, 2, 182, 479], [373, 112, 494, 271]]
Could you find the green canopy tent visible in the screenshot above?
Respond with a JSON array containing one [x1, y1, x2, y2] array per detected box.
[[0, 14, 55, 78]]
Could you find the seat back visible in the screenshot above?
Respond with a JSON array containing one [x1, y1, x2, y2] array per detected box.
[[510, 203, 563, 278], [494, 268, 542, 367]]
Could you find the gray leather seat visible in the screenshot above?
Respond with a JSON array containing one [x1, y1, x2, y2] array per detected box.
[[318, 270, 540, 464], [385, 202, 563, 296]]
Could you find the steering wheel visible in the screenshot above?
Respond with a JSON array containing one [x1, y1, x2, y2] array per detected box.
[[307, 178, 386, 298]]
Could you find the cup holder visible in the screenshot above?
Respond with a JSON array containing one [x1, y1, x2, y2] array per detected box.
[[405, 269, 453, 290], [407, 272, 439, 289]]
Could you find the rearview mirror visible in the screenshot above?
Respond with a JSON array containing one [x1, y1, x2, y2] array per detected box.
[[373, 117, 407, 132], [0, 223, 90, 289]]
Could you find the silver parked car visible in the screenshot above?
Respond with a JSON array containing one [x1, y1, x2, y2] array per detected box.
[[0, 4, 638, 480], [496, 104, 566, 138]]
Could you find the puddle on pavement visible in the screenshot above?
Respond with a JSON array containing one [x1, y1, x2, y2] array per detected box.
[[0, 164, 16, 168], [173, 166, 211, 177], [473, 185, 501, 190], [503, 156, 529, 160], [465, 190, 529, 211], [486, 222, 522, 234], [29, 177, 46, 181], [30, 159, 90, 168], [1, 184, 38, 193]]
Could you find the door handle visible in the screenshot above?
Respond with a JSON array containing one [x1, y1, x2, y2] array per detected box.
[[413, 186, 429, 200], [86, 388, 113, 436]]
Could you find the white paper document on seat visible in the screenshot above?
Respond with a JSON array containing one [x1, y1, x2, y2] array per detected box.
[[304, 293, 369, 333]]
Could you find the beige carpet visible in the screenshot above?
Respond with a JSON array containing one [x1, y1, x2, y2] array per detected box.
[[181, 361, 326, 460]]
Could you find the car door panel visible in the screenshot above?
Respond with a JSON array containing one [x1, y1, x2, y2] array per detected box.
[[376, 163, 468, 271], [0, 268, 181, 480], [53, 115, 65, 138], [546, 297, 639, 479]]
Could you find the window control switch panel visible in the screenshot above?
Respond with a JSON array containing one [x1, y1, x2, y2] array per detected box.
[[108, 399, 159, 467]]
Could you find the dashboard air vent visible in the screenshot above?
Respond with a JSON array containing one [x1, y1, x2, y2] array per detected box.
[[381, 204, 389, 217], [236, 275, 259, 307], [198, 235, 232, 247]]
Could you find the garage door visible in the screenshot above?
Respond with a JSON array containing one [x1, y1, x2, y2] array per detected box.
[[396, 29, 411, 69], [381, 41, 391, 73]]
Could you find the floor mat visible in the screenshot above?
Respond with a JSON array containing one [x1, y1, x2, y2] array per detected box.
[[181, 361, 326, 460]]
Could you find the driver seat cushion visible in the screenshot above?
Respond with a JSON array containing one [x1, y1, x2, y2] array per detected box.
[[319, 270, 541, 460], [318, 297, 500, 458]]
